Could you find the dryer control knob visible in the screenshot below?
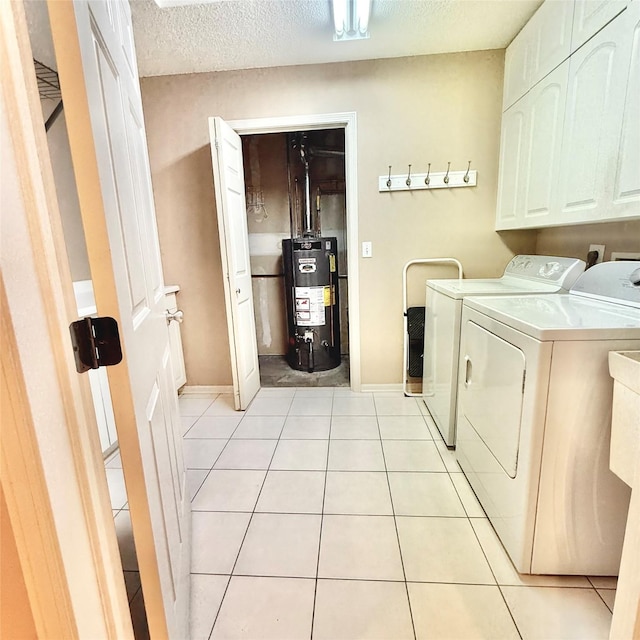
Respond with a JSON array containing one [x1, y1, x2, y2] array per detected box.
[[630, 268, 640, 286], [540, 262, 561, 278]]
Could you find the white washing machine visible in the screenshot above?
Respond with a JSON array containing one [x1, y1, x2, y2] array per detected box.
[[422, 255, 585, 446], [456, 261, 640, 576]]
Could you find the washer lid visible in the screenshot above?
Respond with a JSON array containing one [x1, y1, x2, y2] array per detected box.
[[427, 255, 585, 299], [464, 294, 640, 341], [428, 277, 562, 299]]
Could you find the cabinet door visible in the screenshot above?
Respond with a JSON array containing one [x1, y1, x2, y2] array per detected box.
[[609, 2, 640, 219], [572, 0, 628, 52], [496, 97, 529, 229], [555, 11, 631, 224], [504, 27, 532, 111], [529, 0, 574, 86], [522, 62, 569, 226]]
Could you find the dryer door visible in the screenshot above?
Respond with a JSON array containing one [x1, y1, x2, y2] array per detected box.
[[460, 321, 525, 477]]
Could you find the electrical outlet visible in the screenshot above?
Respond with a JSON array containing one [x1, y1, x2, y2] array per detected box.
[[589, 244, 605, 263], [362, 241, 372, 258]]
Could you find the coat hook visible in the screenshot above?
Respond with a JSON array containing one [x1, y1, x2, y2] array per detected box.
[[443, 161, 451, 184], [463, 160, 471, 183], [406, 164, 412, 187], [386, 165, 392, 189], [424, 163, 431, 186]]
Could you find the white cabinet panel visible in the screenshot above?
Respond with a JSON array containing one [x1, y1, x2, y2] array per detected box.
[[610, 2, 640, 219], [504, 28, 531, 111], [497, 63, 569, 229], [496, 98, 528, 229], [572, 0, 628, 52], [523, 63, 569, 225], [556, 11, 632, 224], [503, 0, 574, 111], [529, 0, 574, 86]]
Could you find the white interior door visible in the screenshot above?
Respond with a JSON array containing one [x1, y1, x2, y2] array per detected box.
[[48, 1, 190, 637], [209, 117, 260, 410]]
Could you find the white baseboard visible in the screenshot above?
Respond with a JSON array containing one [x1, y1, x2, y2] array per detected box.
[[360, 383, 424, 394], [360, 383, 404, 393], [180, 385, 233, 395]]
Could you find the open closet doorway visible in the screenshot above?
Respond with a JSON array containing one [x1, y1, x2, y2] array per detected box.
[[245, 128, 349, 387], [210, 113, 361, 406]]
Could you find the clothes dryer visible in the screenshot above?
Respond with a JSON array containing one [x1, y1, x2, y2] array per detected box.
[[456, 261, 640, 575], [422, 255, 585, 446]]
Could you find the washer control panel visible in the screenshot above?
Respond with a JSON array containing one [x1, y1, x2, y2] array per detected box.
[[571, 260, 640, 307], [504, 255, 585, 287]]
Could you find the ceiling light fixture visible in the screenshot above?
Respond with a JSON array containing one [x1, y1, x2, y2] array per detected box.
[[332, 0, 371, 41]]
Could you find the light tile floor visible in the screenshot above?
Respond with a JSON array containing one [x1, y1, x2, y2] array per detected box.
[[178, 389, 616, 640], [107, 388, 616, 639]]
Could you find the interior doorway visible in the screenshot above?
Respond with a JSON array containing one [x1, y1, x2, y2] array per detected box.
[[242, 129, 349, 387], [227, 112, 361, 391]]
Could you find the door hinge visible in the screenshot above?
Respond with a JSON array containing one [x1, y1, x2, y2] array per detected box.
[[69, 316, 123, 374], [214, 138, 220, 151]]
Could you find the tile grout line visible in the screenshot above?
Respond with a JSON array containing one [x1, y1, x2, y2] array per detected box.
[[432, 414, 524, 640], [183, 394, 237, 503], [181, 396, 247, 640], [417, 401, 524, 638], [206, 395, 293, 640], [179, 393, 219, 438], [593, 588, 615, 614], [309, 390, 333, 640], [374, 394, 418, 640], [423, 402, 523, 638]]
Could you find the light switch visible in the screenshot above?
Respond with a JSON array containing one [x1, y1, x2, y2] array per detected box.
[[362, 241, 372, 258]]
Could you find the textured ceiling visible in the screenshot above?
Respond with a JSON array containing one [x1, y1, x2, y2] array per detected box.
[[24, 0, 543, 79], [131, 0, 543, 77]]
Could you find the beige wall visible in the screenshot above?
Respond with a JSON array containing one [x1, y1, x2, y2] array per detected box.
[[141, 51, 537, 386], [536, 220, 640, 262]]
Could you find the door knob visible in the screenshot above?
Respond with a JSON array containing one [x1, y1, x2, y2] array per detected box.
[[165, 309, 184, 324]]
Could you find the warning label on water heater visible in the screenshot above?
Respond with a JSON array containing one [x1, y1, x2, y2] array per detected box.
[[298, 257, 317, 274], [294, 287, 325, 326]]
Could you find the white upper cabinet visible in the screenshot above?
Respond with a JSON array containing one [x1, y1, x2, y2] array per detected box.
[[504, 29, 532, 111], [496, 0, 640, 229], [523, 63, 569, 226], [556, 6, 634, 224], [610, 1, 640, 219], [496, 97, 529, 228], [503, 0, 574, 111], [572, 0, 629, 52], [497, 63, 569, 230], [530, 1, 574, 87]]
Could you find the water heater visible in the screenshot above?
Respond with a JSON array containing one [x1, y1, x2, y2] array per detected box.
[[283, 237, 341, 372]]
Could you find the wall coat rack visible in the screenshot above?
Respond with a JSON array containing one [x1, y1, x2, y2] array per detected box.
[[379, 162, 477, 192]]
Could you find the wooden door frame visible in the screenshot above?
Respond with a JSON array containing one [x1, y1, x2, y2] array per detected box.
[[226, 113, 362, 391], [1, 1, 132, 637]]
